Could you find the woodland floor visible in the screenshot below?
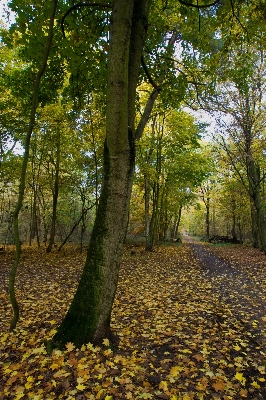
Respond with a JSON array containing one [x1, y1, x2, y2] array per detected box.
[[0, 240, 265, 400]]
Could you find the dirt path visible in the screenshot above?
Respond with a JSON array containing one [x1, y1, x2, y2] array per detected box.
[[186, 238, 266, 352]]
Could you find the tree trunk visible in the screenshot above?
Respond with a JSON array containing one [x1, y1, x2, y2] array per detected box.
[[231, 197, 237, 241], [173, 205, 182, 238], [9, 0, 58, 330], [248, 160, 266, 252], [148, 181, 160, 251], [206, 196, 210, 240], [144, 175, 150, 251], [47, 128, 60, 252], [51, 0, 151, 349]]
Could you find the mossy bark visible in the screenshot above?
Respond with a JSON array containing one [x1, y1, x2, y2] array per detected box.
[[52, 0, 151, 348]]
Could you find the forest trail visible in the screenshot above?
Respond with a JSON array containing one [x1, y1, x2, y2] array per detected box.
[[186, 238, 266, 352], [1, 243, 266, 399]]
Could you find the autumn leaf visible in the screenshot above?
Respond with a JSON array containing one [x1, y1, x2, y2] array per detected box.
[[213, 380, 226, 392], [65, 342, 75, 352], [76, 383, 86, 390], [169, 365, 183, 377], [235, 372, 246, 385], [139, 393, 153, 399], [0, 244, 265, 400], [251, 381, 261, 389], [158, 381, 168, 391], [103, 338, 110, 346]]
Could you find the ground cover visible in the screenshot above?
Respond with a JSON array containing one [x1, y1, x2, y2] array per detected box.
[[0, 243, 265, 399]]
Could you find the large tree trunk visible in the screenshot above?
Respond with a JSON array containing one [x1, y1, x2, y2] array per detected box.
[[248, 159, 266, 252], [51, 0, 151, 349]]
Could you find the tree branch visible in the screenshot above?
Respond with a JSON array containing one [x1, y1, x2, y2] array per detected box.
[[141, 56, 161, 90], [177, 0, 221, 9], [229, 0, 249, 36], [61, 2, 112, 38]]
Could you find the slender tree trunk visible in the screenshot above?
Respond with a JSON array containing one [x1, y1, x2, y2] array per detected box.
[[144, 175, 150, 251], [9, 0, 58, 330], [51, 0, 151, 349], [206, 196, 210, 240], [57, 205, 94, 252], [231, 197, 237, 241], [147, 182, 160, 251], [47, 128, 60, 252], [174, 205, 182, 238]]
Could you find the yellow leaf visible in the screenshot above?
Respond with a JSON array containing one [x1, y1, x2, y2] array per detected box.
[[96, 389, 104, 399], [76, 383, 86, 391], [104, 396, 113, 400], [103, 338, 110, 346], [24, 382, 32, 390], [170, 365, 183, 377], [65, 342, 75, 352], [251, 381, 260, 389], [159, 381, 168, 391], [233, 345, 241, 351], [32, 346, 46, 354], [1, 333, 9, 343], [15, 394, 25, 400], [104, 348, 112, 356], [50, 363, 59, 371], [235, 372, 246, 385], [196, 383, 208, 391]]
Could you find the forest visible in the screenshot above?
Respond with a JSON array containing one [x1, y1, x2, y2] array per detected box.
[[0, 0, 266, 399]]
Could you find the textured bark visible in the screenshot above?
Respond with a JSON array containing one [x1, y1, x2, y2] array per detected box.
[[247, 158, 266, 252], [51, 0, 151, 348]]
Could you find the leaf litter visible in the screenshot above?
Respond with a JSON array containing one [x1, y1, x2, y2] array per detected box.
[[0, 243, 265, 399]]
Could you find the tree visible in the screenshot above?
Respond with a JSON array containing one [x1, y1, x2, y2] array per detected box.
[[210, 46, 266, 251], [136, 109, 209, 250], [50, 0, 152, 348], [180, 3, 266, 250], [51, 0, 258, 348], [5, 0, 259, 346], [9, 0, 58, 330]]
